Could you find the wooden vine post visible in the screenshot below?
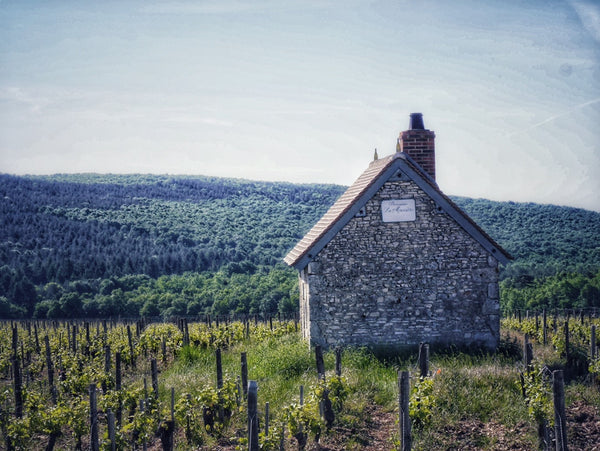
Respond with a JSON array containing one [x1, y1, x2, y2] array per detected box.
[[107, 409, 116, 451], [216, 348, 223, 389], [151, 358, 159, 399], [314, 345, 335, 428], [45, 335, 57, 405], [12, 355, 23, 418], [418, 343, 429, 378], [33, 322, 40, 353], [591, 325, 597, 361], [158, 387, 175, 451], [398, 370, 412, 451], [542, 309, 548, 345], [103, 345, 111, 392], [216, 348, 225, 423], [552, 370, 568, 451], [241, 352, 248, 399], [315, 345, 325, 379], [89, 384, 99, 451], [564, 321, 570, 364], [85, 321, 90, 354], [127, 324, 135, 370], [264, 402, 270, 437], [70, 323, 76, 354], [115, 351, 122, 426], [523, 334, 533, 371], [247, 380, 259, 451]]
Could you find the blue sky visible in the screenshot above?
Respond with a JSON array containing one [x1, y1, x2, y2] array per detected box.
[[1, 0, 599, 211]]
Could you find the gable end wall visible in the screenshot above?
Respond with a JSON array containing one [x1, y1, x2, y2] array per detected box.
[[299, 179, 500, 350]]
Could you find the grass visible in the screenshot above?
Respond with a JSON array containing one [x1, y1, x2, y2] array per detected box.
[[410, 353, 538, 450], [5, 318, 597, 450], [136, 326, 594, 449]]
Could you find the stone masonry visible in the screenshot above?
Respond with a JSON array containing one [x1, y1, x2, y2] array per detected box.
[[298, 178, 501, 350]]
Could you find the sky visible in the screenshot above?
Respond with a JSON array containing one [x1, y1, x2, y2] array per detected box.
[[1, 0, 599, 212]]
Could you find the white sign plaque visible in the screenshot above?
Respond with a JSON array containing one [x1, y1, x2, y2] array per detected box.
[[381, 199, 416, 222]]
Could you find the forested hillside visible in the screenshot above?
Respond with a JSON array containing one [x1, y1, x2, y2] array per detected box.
[[1, 173, 598, 318], [452, 197, 600, 278]]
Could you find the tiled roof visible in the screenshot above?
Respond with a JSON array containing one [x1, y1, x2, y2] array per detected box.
[[283, 152, 512, 269], [283, 154, 397, 267]]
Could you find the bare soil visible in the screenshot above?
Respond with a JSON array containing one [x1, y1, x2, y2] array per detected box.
[[62, 397, 600, 450], [310, 399, 600, 451]]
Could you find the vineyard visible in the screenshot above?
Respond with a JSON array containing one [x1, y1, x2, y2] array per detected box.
[[1, 315, 600, 450]]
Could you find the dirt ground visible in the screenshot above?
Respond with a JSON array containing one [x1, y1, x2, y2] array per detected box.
[[84, 397, 600, 450], [309, 399, 600, 451]]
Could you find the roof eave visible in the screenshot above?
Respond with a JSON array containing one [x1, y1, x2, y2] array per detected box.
[[286, 159, 401, 270], [284, 153, 512, 269], [397, 155, 512, 265]]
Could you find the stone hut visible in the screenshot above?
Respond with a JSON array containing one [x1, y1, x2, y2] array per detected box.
[[284, 113, 511, 350]]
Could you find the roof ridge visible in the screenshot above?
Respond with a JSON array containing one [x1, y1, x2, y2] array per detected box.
[[284, 153, 511, 268]]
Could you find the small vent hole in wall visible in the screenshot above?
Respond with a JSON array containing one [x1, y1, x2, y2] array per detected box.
[[356, 207, 367, 217]]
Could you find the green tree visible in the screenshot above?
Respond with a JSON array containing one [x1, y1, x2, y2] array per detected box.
[[60, 292, 83, 318], [0, 296, 27, 318]]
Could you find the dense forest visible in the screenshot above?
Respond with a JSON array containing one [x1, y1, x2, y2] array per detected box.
[[1, 173, 599, 318]]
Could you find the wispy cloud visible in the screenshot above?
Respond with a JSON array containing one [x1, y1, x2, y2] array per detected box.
[[0, 87, 49, 113], [568, 0, 600, 43], [507, 97, 600, 138], [162, 116, 234, 127], [140, 0, 338, 15]]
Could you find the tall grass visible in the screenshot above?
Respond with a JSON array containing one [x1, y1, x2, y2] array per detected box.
[[410, 351, 538, 450], [156, 329, 544, 449]]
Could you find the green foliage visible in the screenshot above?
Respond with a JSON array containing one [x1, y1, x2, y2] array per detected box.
[[589, 356, 600, 377], [4, 416, 31, 451], [251, 333, 313, 380], [453, 197, 600, 278], [519, 365, 554, 426], [2, 173, 600, 318], [0, 296, 26, 318], [409, 376, 436, 429], [500, 270, 600, 313], [502, 316, 599, 363], [282, 398, 323, 447], [122, 395, 160, 445], [259, 425, 286, 450], [236, 424, 286, 451], [0, 320, 578, 450], [29, 266, 299, 319], [174, 393, 205, 446], [0, 173, 343, 314], [314, 375, 349, 412], [178, 344, 203, 365], [196, 376, 240, 434]]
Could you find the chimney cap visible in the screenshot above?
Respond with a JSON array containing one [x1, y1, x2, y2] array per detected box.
[[409, 112, 425, 130]]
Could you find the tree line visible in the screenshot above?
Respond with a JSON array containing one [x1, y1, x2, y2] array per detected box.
[[1, 173, 599, 318], [0, 265, 298, 319], [0, 174, 343, 316], [500, 269, 600, 313]]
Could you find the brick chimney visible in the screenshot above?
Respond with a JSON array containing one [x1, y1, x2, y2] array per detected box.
[[397, 113, 436, 180]]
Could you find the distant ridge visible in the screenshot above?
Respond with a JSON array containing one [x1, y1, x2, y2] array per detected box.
[[1, 173, 598, 311]]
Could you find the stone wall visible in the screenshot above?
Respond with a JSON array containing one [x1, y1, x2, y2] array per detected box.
[[299, 178, 500, 350]]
